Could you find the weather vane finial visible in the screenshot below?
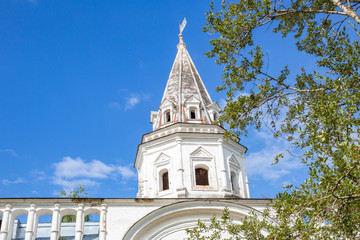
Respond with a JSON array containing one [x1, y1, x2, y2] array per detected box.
[[179, 18, 187, 35], [178, 18, 187, 48]]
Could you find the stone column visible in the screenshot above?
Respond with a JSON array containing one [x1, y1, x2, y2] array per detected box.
[[99, 204, 108, 240], [177, 137, 185, 188], [50, 204, 61, 240], [75, 204, 85, 240], [142, 148, 149, 197], [175, 137, 186, 197], [25, 204, 37, 240], [0, 204, 12, 240], [32, 220, 38, 240], [218, 139, 229, 190]]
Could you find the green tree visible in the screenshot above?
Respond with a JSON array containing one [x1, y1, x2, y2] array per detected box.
[[60, 185, 88, 198], [186, 208, 267, 240], [188, 0, 360, 239], [60, 185, 91, 222]]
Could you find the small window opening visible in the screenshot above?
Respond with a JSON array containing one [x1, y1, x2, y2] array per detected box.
[[231, 173, 235, 191], [162, 171, 169, 191], [165, 111, 171, 123], [190, 109, 196, 119], [213, 113, 217, 121], [231, 172, 239, 193], [195, 168, 209, 185]]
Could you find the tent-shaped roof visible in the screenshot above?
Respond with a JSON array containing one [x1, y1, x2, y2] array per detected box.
[[155, 34, 215, 128]]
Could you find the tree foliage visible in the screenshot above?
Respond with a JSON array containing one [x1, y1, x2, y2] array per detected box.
[[60, 185, 91, 222], [189, 0, 360, 239], [60, 185, 88, 199], [186, 208, 267, 240]]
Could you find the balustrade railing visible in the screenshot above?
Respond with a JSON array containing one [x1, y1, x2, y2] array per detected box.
[[0, 199, 107, 240]]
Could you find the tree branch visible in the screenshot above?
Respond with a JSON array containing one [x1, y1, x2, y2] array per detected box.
[[330, 0, 360, 24]]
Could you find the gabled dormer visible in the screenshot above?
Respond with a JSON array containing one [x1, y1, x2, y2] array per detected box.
[[207, 101, 221, 122], [149, 31, 217, 130], [184, 95, 201, 123], [150, 99, 177, 130]]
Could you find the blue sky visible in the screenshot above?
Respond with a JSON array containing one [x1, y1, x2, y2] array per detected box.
[[0, 0, 308, 198]]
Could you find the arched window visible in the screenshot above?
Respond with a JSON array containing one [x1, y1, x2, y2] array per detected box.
[[164, 110, 171, 123], [36, 214, 53, 240], [231, 171, 239, 194], [231, 172, 236, 191], [189, 107, 196, 119], [195, 167, 209, 185], [161, 171, 169, 191], [83, 213, 100, 239], [213, 112, 217, 121]]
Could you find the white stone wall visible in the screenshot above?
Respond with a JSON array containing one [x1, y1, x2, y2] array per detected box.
[[0, 199, 107, 240], [135, 123, 249, 199], [0, 198, 269, 240]]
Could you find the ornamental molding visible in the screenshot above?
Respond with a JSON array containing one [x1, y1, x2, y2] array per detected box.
[[154, 152, 171, 166], [190, 146, 212, 159], [229, 154, 240, 169]]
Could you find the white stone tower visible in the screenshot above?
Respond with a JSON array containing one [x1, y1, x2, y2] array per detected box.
[[135, 30, 250, 198]]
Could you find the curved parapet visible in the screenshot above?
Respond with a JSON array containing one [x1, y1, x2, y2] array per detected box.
[[123, 199, 267, 240]]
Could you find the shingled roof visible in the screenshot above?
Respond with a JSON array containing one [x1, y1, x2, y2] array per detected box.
[[158, 34, 214, 125]]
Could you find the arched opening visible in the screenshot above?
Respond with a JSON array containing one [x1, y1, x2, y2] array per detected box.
[[83, 213, 100, 239], [60, 210, 77, 240], [123, 200, 262, 240], [195, 167, 209, 186], [213, 112, 217, 121], [159, 169, 170, 192], [161, 171, 169, 191], [231, 171, 239, 194], [5, 209, 28, 240], [164, 110, 171, 123], [36, 214, 52, 240], [189, 107, 196, 119], [12, 214, 28, 240], [62, 214, 76, 222]]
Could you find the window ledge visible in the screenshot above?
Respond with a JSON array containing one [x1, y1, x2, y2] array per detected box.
[[156, 189, 173, 197], [192, 186, 217, 191]]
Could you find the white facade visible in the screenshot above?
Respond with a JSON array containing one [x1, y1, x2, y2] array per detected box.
[[136, 32, 250, 199], [0, 198, 269, 240], [0, 32, 269, 240], [135, 123, 250, 199]]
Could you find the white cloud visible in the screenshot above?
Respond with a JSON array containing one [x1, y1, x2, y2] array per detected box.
[[246, 131, 303, 184], [217, 93, 303, 185], [30, 170, 48, 181], [0, 148, 18, 157], [52, 156, 136, 191], [125, 95, 140, 110], [53, 178, 99, 192], [2, 177, 25, 185], [118, 166, 137, 179], [108, 102, 121, 110], [54, 157, 114, 179], [109, 90, 150, 111]]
